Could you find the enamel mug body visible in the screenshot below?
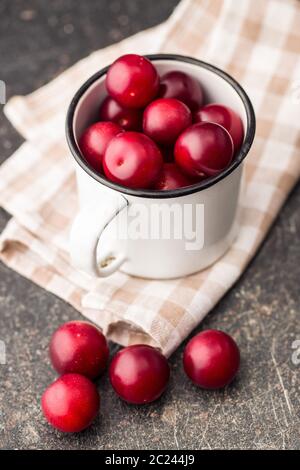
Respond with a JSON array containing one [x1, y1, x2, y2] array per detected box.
[[66, 55, 255, 279]]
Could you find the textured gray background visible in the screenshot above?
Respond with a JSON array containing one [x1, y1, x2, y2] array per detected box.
[[0, 0, 299, 450]]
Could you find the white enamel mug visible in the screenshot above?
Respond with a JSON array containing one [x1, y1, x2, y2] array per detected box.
[[66, 54, 255, 279]]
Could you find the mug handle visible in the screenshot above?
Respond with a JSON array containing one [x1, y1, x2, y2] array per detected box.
[[70, 195, 128, 277]]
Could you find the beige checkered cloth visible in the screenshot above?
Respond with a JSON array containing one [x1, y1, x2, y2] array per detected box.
[[0, 0, 299, 356]]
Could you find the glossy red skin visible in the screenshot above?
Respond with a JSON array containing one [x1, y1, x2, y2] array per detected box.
[[175, 122, 234, 177], [109, 345, 170, 404], [159, 70, 203, 111], [41, 374, 100, 432], [50, 321, 109, 379], [194, 103, 244, 152], [103, 131, 163, 189], [154, 163, 192, 190], [183, 330, 240, 389], [143, 98, 192, 146], [106, 54, 159, 108], [99, 96, 142, 131], [79, 121, 123, 171]]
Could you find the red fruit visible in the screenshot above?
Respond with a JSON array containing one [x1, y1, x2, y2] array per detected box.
[[175, 122, 234, 178], [41, 374, 100, 432], [103, 131, 163, 189], [49, 321, 109, 379], [183, 330, 240, 389], [154, 163, 192, 190], [99, 96, 142, 131], [79, 121, 123, 171], [106, 54, 159, 108], [194, 103, 244, 152], [109, 345, 170, 404], [143, 98, 192, 146], [159, 70, 203, 111]]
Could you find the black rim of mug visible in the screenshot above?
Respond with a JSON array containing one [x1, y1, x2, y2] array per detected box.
[[66, 54, 256, 199]]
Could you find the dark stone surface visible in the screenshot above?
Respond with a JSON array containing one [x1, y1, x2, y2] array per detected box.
[[0, 0, 299, 450]]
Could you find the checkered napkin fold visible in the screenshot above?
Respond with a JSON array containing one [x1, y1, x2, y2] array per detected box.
[[0, 0, 299, 356]]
